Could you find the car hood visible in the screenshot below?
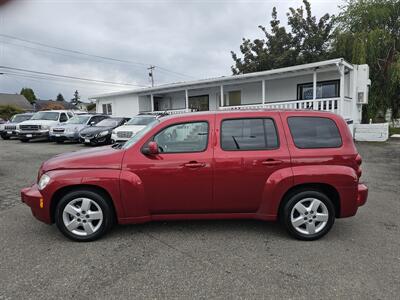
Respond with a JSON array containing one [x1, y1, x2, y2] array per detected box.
[[53, 123, 87, 131], [80, 126, 113, 135], [19, 120, 59, 126], [42, 146, 124, 172], [114, 124, 146, 134]]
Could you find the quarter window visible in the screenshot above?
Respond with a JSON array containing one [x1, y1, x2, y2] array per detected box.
[[288, 117, 342, 149], [221, 118, 279, 151], [154, 122, 209, 153]]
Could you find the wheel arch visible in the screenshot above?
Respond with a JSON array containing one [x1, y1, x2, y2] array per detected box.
[[278, 183, 341, 219], [50, 184, 117, 223]]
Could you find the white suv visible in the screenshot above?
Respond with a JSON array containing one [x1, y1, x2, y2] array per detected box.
[[17, 110, 74, 142], [111, 114, 166, 143]]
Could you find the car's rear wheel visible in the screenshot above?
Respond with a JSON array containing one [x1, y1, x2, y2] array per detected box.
[[281, 190, 335, 241], [55, 189, 114, 242]]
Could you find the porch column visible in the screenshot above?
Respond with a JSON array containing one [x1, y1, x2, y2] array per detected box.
[[339, 64, 345, 116], [220, 85, 224, 107], [150, 94, 154, 112], [262, 80, 266, 106], [185, 89, 189, 111], [312, 69, 317, 110]]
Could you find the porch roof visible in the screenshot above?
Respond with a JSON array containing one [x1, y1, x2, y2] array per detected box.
[[91, 58, 352, 99]]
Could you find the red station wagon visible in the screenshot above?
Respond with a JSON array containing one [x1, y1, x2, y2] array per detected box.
[[21, 110, 368, 241]]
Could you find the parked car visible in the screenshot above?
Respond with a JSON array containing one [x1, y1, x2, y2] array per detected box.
[[0, 113, 34, 140], [79, 117, 130, 146], [111, 113, 167, 143], [17, 110, 74, 142], [50, 114, 109, 143], [21, 110, 368, 242]]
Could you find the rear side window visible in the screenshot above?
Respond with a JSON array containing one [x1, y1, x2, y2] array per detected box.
[[221, 118, 279, 151], [288, 117, 342, 149]]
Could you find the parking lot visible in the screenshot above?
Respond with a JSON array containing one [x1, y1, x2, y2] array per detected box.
[[0, 138, 399, 299]]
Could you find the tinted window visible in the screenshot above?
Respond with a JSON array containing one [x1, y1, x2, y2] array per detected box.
[[60, 113, 68, 122], [221, 118, 279, 151], [288, 117, 342, 149], [154, 122, 208, 153]]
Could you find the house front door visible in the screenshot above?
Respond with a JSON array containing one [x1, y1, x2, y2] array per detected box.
[[189, 95, 209, 111]]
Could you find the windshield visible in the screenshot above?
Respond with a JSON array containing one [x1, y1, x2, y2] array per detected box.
[[11, 114, 32, 123], [67, 115, 90, 124], [31, 111, 59, 121], [122, 120, 159, 149], [126, 116, 155, 126], [96, 119, 120, 127]]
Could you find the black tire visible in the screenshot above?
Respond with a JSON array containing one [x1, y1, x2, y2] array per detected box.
[[1, 134, 10, 140], [281, 190, 335, 241], [56, 140, 64, 144], [55, 189, 115, 242], [20, 138, 29, 142]]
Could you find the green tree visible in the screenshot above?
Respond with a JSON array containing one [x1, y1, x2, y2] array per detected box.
[[0, 105, 23, 120], [20, 88, 37, 104], [231, 0, 334, 74], [71, 90, 80, 105], [332, 0, 400, 121], [56, 93, 65, 102]]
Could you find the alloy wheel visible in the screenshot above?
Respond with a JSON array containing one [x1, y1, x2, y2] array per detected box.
[[62, 197, 103, 236], [290, 198, 329, 235]]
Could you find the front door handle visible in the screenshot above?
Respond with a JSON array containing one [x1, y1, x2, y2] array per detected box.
[[261, 159, 283, 166], [183, 161, 206, 168]]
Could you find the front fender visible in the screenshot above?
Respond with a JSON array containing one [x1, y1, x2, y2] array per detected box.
[[42, 169, 124, 221]]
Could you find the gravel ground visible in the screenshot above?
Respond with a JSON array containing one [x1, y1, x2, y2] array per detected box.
[[0, 138, 399, 299]]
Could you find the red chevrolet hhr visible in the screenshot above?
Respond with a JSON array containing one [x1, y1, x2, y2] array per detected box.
[[21, 110, 368, 241]]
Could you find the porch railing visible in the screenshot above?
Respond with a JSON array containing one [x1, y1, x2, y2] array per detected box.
[[218, 97, 348, 116]]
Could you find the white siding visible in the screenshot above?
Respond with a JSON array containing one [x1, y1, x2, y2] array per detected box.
[[97, 94, 139, 117]]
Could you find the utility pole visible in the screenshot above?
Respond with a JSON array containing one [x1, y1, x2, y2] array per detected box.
[[148, 65, 155, 87]]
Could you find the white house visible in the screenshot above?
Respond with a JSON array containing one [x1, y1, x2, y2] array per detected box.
[[91, 58, 370, 135]]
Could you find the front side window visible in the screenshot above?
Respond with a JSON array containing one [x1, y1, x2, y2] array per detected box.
[[154, 122, 209, 153], [221, 118, 279, 151], [67, 115, 90, 124], [288, 117, 342, 149], [60, 113, 68, 122]]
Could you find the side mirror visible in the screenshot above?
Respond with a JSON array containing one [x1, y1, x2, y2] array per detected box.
[[142, 141, 159, 155], [90, 121, 95, 126]]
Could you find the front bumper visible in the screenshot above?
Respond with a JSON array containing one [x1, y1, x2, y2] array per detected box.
[[17, 130, 49, 139], [50, 131, 79, 142], [1, 129, 17, 137], [21, 184, 51, 224], [80, 134, 111, 145], [357, 183, 368, 207]]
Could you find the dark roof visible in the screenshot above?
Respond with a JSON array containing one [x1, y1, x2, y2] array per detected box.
[[0, 93, 33, 111], [33, 100, 76, 110]]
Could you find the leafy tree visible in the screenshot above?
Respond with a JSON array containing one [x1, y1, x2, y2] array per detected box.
[[71, 90, 80, 105], [20, 88, 37, 104], [56, 93, 65, 102], [0, 105, 24, 120], [231, 0, 334, 74], [332, 0, 400, 121]]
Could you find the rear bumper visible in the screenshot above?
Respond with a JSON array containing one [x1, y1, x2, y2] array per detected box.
[[21, 185, 51, 224], [357, 183, 368, 207]]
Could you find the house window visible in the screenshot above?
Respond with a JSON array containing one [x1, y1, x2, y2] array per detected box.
[[102, 103, 113, 115], [219, 90, 242, 106], [297, 80, 339, 100]]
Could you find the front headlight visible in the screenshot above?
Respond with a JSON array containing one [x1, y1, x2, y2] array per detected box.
[[112, 130, 116, 134], [38, 174, 50, 190], [98, 130, 109, 137], [41, 125, 50, 130]]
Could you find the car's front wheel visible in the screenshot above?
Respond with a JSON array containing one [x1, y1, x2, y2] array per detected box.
[[55, 189, 114, 241], [1, 134, 10, 140], [281, 190, 335, 241]]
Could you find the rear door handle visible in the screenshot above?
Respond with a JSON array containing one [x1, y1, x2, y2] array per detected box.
[[261, 159, 283, 166], [183, 162, 206, 168]]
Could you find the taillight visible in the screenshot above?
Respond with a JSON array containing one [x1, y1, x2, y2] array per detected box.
[[355, 154, 362, 178]]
